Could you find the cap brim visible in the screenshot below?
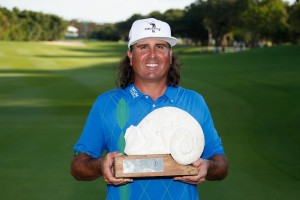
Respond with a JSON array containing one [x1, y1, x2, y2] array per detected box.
[[128, 37, 178, 49]]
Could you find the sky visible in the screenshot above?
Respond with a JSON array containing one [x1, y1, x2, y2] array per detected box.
[[0, 0, 296, 23], [0, 0, 197, 23]]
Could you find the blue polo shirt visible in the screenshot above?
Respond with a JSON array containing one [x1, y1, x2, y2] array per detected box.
[[74, 84, 224, 200]]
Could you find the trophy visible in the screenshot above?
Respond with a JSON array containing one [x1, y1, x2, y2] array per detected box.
[[114, 107, 205, 178]]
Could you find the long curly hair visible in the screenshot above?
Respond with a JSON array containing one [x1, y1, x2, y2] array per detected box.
[[116, 54, 182, 89]]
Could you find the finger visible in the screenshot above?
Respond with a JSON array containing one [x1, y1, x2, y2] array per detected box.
[[174, 177, 204, 185], [174, 174, 201, 183], [192, 157, 204, 166], [192, 161, 201, 167], [104, 178, 110, 184], [174, 178, 196, 185], [105, 177, 133, 185], [106, 152, 121, 161], [115, 177, 133, 183], [114, 152, 123, 157], [104, 177, 133, 183], [108, 152, 123, 158], [174, 176, 192, 182], [115, 179, 130, 185]]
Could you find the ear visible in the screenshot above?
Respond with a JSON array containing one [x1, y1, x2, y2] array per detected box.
[[127, 50, 133, 65], [169, 50, 173, 64]]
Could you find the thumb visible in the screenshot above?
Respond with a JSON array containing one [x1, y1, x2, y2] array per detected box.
[[192, 158, 202, 167]]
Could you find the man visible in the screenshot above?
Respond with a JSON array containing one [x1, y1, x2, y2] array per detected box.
[[71, 18, 228, 199]]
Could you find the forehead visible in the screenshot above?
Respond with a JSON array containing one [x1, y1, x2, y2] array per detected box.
[[134, 38, 169, 46]]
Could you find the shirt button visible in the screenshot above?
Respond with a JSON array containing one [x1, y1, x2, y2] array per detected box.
[[171, 99, 174, 103], [145, 96, 149, 99], [152, 104, 156, 108]]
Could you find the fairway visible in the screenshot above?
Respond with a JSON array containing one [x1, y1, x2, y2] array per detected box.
[[0, 41, 299, 199]]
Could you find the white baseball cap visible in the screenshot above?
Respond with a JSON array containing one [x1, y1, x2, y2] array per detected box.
[[128, 18, 178, 49]]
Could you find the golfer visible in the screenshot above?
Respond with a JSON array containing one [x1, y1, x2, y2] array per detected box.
[[71, 18, 228, 199]]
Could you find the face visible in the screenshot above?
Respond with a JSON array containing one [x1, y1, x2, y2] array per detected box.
[[127, 39, 173, 85]]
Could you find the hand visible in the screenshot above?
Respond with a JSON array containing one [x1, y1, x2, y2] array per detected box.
[[101, 152, 133, 185], [173, 158, 209, 185]]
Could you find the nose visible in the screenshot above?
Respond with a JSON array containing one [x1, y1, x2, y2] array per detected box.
[[148, 46, 157, 58]]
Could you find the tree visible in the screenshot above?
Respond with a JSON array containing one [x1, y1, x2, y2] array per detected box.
[[91, 24, 120, 41], [242, 0, 289, 45], [0, 8, 10, 40], [115, 14, 143, 41], [289, 1, 300, 43], [146, 11, 164, 19], [48, 15, 67, 40], [202, 0, 240, 51], [162, 9, 184, 39], [181, 2, 208, 45], [0, 6, 66, 41]]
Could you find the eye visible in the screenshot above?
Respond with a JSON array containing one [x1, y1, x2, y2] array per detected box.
[[156, 45, 165, 49], [156, 44, 170, 52], [139, 45, 148, 50]]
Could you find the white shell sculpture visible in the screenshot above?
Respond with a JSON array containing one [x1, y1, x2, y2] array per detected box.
[[124, 107, 205, 165]]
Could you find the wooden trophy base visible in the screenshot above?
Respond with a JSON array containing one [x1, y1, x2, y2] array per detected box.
[[114, 154, 198, 178]]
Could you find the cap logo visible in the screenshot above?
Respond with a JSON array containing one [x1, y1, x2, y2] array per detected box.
[[145, 21, 161, 33]]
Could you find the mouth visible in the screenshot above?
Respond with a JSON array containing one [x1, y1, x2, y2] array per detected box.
[[146, 63, 158, 68]]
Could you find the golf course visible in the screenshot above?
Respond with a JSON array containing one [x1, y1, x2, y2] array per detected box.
[[0, 41, 299, 199]]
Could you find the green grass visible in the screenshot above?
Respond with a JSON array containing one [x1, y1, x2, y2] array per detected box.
[[178, 46, 300, 199], [0, 41, 299, 199]]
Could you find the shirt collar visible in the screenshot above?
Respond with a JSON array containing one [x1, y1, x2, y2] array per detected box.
[[125, 84, 142, 99], [164, 85, 178, 102], [125, 84, 178, 101]]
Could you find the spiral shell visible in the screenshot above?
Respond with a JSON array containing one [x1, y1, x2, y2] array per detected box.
[[170, 127, 204, 165], [124, 107, 205, 165]]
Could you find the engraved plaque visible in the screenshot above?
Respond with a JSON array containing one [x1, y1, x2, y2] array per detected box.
[[114, 154, 198, 178], [123, 158, 163, 173]]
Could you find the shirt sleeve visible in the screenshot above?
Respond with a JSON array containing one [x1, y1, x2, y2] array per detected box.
[[73, 96, 106, 158], [196, 95, 225, 159]]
